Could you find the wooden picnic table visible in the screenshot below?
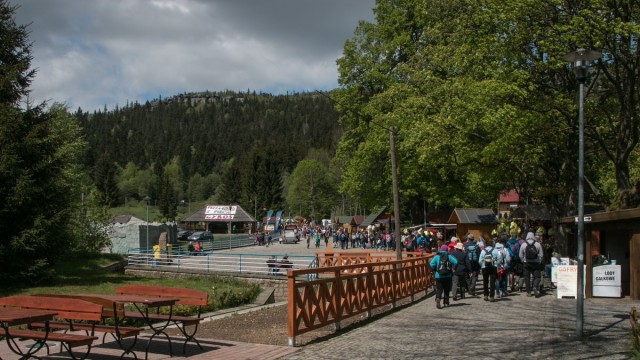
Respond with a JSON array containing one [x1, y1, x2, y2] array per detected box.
[[49, 293, 178, 360], [0, 307, 57, 359]]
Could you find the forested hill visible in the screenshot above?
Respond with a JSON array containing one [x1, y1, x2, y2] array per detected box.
[[72, 91, 341, 209]]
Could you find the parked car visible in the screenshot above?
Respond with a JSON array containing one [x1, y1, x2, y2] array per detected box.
[[187, 231, 214, 242], [280, 226, 299, 244], [177, 230, 192, 241]]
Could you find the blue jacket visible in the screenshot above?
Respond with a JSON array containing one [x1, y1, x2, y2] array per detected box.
[[429, 251, 458, 279]]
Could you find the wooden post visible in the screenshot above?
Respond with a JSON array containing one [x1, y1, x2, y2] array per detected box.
[[366, 262, 373, 318], [287, 270, 296, 347], [334, 269, 342, 331]]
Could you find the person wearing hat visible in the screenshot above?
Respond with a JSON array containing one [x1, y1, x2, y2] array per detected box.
[[429, 244, 458, 309], [450, 240, 471, 300]]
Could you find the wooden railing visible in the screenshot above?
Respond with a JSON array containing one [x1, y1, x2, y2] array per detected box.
[[287, 254, 434, 346], [314, 251, 422, 269]]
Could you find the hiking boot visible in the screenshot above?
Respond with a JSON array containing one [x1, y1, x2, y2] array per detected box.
[[436, 299, 442, 309], [490, 297, 495, 302], [484, 296, 489, 301], [534, 288, 540, 298], [453, 296, 458, 301], [526, 293, 532, 297]]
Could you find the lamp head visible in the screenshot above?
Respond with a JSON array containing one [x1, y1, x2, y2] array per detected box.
[[563, 48, 601, 83]]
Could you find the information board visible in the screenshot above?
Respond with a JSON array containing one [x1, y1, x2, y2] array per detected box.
[[556, 265, 586, 299], [592, 265, 621, 297]]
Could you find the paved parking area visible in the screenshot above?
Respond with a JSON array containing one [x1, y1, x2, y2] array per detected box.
[[218, 236, 396, 257]]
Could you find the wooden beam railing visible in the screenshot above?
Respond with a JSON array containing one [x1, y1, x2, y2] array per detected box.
[[314, 251, 423, 270], [287, 254, 434, 346]]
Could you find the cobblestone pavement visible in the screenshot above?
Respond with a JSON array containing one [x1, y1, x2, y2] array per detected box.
[[215, 243, 636, 359], [281, 288, 637, 360]]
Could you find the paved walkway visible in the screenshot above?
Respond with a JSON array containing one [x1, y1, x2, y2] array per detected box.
[[283, 288, 636, 360], [0, 333, 297, 360], [184, 243, 638, 359]]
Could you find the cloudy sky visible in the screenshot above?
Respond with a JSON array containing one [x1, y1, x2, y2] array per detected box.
[[14, 0, 375, 112]]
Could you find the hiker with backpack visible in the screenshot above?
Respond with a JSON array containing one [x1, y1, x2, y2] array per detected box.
[[429, 244, 458, 309], [511, 236, 526, 291], [450, 240, 471, 301], [464, 234, 481, 296], [478, 239, 498, 302], [493, 240, 511, 298], [518, 231, 544, 297]]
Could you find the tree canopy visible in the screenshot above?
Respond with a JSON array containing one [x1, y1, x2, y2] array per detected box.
[[334, 0, 640, 221]]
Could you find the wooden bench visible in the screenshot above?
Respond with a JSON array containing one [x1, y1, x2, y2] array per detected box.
[[115, 285, 208, 354], [6, 295, 143, 358], [0, 296, 99, 360]]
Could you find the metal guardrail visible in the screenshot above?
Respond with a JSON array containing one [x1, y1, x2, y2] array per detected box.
[[127, 248, 316, 276]]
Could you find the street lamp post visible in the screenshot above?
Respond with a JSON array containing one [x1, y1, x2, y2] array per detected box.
[[143, 196, 151, 254], [563, 48, 601, 338]]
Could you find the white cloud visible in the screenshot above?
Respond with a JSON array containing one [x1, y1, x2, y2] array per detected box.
[[14, 0, 375, 112]]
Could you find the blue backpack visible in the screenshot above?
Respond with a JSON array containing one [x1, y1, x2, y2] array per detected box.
[[466, 243, 478, 263], [506, 246, 516, 268]]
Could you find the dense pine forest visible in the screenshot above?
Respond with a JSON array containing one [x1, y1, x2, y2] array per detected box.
[[73, 91, 342, 218]]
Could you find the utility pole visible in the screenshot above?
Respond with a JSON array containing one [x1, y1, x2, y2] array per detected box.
[[390, 127, 402, 260]]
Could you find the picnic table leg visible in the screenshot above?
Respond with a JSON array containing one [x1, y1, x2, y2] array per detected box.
[[132, 304, 173, 360], [108, 303, 139, 359], [176, 322, 203, 354], [3, 322, 51, 359]]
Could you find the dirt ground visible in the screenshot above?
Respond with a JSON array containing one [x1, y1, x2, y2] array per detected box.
[[166, 297, 419, 347]]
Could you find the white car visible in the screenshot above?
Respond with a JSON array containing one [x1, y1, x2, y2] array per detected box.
[[280, 229, 299, 244]]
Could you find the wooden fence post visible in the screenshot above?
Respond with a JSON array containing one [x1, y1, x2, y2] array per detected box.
[[334, 269, 342, 331], [366, 262, 373, 318], [287, 270, 296, 347]]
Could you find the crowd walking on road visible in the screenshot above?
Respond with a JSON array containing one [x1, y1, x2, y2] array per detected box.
[[429, 230, 549, 309]]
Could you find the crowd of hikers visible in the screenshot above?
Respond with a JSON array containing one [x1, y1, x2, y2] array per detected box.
[[428, 231, 548, 309], [253, 221, 557, 309]]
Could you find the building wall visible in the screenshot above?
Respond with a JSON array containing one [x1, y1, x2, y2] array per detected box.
[[107, 223, 173, 254], [585, 219, 640, 299]]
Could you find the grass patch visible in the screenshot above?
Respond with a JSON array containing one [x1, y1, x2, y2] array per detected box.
[[0, 253, 261, 315]]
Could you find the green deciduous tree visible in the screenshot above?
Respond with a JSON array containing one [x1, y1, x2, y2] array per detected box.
[[335, 0, 640, 227], [285, 159, 337, 223]]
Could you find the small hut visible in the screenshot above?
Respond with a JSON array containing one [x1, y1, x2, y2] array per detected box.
[[448, 208, 497, 241]]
